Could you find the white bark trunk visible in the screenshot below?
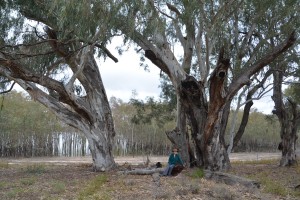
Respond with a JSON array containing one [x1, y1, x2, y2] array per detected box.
[[0, 50, 117, 171]]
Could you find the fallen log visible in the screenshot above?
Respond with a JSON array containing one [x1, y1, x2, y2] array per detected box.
[[204, 170, 260, 189], [118, 168, 164, 175]]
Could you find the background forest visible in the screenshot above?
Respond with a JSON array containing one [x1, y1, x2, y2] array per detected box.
[[0, 91, 286, 158]]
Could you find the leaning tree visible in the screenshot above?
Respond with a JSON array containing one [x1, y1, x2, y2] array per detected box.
[[113, 0, 297, 171], [0, 0, 122, 171]]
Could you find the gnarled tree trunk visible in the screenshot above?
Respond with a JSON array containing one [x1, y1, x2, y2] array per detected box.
[[0, 35, 117, 171], [272, 69, 298, 166], [203, 54, 231, 171]]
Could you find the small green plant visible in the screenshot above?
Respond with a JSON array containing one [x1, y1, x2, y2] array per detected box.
[[231, 159, 277, 165], [0, 181, 7, 188], [24, 164, 46, 174], [188, 168, 204, 179], [51, 181, 66, 194], [20, 177, 36, 186], [78, 174, 110, 199], [260, 177, 288, 196], [7, 188, 23, 199]]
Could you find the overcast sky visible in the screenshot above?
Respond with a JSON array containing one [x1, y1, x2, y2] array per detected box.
[[98, 47, 161, 102]]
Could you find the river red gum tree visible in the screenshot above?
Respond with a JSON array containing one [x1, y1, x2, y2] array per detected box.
[[0, 1, 118, 171], [116, 1, 297, 171]]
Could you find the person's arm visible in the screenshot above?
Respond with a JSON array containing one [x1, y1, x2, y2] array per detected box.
[[168, 154, 173, 164], [178, 155, 184, 165]]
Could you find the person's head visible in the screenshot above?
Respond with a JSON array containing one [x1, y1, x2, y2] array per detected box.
[[172, 147, 179, 154]]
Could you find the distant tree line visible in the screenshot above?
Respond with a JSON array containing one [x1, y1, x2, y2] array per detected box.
[[0, 91, 289, 157]]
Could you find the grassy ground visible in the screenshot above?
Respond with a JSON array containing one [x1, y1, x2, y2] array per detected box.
[[0, 159, 299, 200]]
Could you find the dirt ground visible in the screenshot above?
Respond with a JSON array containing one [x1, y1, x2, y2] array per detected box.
[[1, 152, 283, 166], [0, 152, 299, 200]]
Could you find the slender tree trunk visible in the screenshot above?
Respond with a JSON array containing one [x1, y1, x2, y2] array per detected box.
[[232, 99, 253, 151]]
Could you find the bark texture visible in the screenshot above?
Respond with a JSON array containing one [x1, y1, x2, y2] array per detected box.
[[272, 69, 298, 166], [203, 53, 231, 171]]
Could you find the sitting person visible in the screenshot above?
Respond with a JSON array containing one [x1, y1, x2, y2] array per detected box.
[[161, 147, 184, 176]]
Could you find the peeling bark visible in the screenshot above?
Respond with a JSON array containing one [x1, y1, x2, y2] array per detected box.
[[203, 51, 231, 171]]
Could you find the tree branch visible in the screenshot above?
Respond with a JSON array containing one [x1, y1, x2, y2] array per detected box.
[[0, 56, 92, 123], [227, 31, 297, 101], [166, 3, 181, 16], [0, 82, 15, 94]]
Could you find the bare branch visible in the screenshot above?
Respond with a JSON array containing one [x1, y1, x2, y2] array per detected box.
[[94, 43, 118, 63], [65, 47, 91, 94], [166, 3, 181, 16], [0, 82, 16, 94], [227, 31, 297, 100]]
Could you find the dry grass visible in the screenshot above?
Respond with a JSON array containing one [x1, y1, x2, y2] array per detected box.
[[0, 159, 299, 200], [230, 159, 300, 198]]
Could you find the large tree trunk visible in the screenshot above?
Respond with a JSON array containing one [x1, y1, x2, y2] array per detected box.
[[87, 130, 115, 171], [180, 76, 207, 167], [203, 53, 231, 171], [272, 68, 298, 166], [170, 52, 231, 171], [0, 44, 117, 171]]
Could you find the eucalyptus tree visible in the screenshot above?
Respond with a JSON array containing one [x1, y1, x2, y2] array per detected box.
[[0, 1, 120, 171], [114, 0, 297, 170], [271, 47, 300, 166]]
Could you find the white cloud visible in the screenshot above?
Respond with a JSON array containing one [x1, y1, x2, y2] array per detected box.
[[252, 96, 274, 114], [98, 47, 161, 102]]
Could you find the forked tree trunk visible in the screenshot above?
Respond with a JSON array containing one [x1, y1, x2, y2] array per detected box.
[[169, 53, 231, 171], [272, 69, 298, 166]]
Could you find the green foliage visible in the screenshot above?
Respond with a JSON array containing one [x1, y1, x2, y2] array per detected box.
[[24, 164, 46, 174], [7, 188, 23, 199], [258, 173, 289, 196], [226, 110, 281, 151], [188, 168, 205, 179], [232, 159, 278, 165], [20, 177, 36, 186], [0, 91, 81, 157], [110, 96, 173, 156], [130, 97, 175, 127], [285, 85, 300, 104]]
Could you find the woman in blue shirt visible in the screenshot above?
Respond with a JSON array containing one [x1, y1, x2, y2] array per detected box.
[[161, 147, 184, 176]]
